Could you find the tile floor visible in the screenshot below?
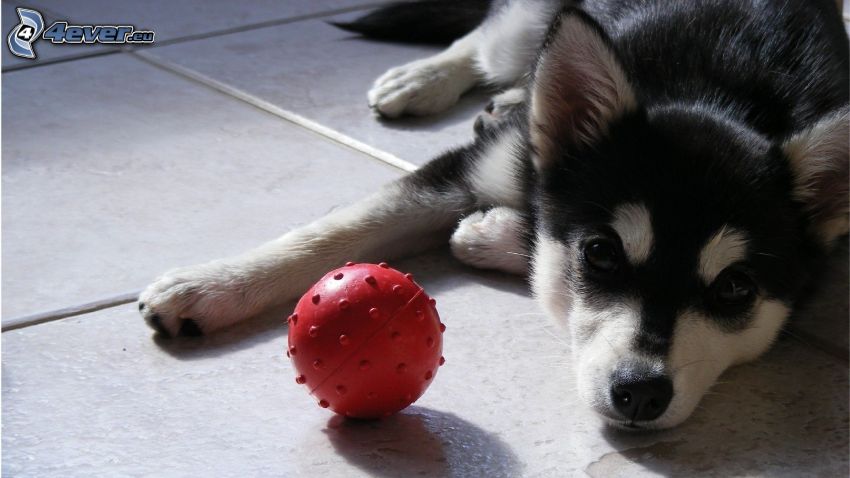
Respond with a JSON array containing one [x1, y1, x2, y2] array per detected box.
[[3, 1, 848, 476]]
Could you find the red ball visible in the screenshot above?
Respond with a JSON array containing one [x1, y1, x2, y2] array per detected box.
[[287, 262, 445, 418]]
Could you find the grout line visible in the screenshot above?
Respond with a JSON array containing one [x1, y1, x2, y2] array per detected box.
[[2, 2, 386, 73], [3, 49, 124, 73], [149, 2, 392, 48], [130, 50, 419, 173], [2, 291, 140, 332], [785, 325, 850, 365]]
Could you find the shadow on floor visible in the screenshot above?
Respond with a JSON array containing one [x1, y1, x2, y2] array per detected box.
[[322, 405, 522, 478], [151, 301, 293, 360], [151, 248, 529, 360]]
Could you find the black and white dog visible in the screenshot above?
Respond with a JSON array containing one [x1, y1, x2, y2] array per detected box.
[[139, 0, 849, 429]]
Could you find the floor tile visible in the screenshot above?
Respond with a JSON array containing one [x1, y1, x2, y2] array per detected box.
[[1, 53, 401, 322], [144, 13, 489, 166], [2, 0, 383, 70], [3, 251, 847, 477]]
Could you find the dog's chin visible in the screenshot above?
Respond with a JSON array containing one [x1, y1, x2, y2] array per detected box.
[[599, 415, 668, 432]]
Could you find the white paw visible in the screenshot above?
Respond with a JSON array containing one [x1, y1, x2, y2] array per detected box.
[[138, 262, 249, 337], [367, 58, 472, 118], [450, 208, 528, 275]]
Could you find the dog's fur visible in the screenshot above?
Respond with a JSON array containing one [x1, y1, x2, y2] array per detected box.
[[139, 0, 849, 429]]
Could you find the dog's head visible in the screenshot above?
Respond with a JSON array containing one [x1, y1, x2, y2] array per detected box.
[[527, 11, 848, 429]]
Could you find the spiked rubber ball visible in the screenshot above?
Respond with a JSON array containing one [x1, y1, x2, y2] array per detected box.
[[287, 262, 445, 418]]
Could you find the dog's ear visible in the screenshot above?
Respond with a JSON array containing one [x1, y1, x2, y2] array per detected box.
[[529, 11, 636, 170], [783, 108, 849, 248]]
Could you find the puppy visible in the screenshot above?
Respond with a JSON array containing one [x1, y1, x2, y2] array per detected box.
[[139, 0, 849, 429]]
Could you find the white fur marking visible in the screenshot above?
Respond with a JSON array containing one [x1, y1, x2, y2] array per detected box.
[[492, 87, 526, 108], [470, 129, 524, 208], [531, 234, 573, 323], [476, 0, 559, 84], [611, 203, 653, 265], [698, 226, 748, 283], [659, 299, 789, 428], [571, 296, 643, 415]]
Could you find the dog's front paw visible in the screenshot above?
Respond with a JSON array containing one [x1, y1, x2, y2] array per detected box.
[[138, 263, 247, 337], [368, 59, 471, 118], [450, 208, 528, 275]]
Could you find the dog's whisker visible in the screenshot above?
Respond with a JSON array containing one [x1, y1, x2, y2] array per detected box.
[[778, 328, 814, 348], [672, 358, 716, 373], [582, 200, 613, 215], [599, 331, 624, 359], [754, 251, 781, 259], [540, 327, 571, 348]]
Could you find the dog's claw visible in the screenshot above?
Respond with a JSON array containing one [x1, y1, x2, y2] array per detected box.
[[178, 319, 203, 337], [147, 314, 170, 337]]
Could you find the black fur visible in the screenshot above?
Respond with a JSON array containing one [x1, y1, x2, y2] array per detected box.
[[539, 106, 814, 354], [530, 1, 847, 354], [583, 0, 849, 137], [330, 0, 492, 45]]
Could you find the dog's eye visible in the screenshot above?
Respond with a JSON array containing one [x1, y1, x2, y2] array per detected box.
[[584, 239, 620, 272], [712, 269, 756, 306]]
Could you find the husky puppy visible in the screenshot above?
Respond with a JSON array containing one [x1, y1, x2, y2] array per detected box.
[[139, 0, 849, 429]]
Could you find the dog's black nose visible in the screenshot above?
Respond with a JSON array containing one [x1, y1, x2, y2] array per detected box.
[[610, 368, 673, 422]]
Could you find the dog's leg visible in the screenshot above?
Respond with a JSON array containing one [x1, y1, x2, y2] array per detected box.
[[450, 207, 529, 275], [475, 0, 563, 84], [368, 29, 482, 118], [369, 0, 559, 118], [139, 148, 480, 337]]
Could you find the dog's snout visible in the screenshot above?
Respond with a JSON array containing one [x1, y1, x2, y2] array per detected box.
[[610, 367, 673, 422]]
